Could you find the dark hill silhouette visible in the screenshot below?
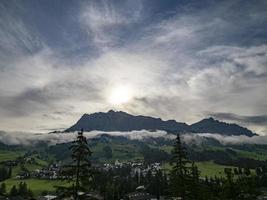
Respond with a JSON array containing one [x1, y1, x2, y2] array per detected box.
[[65, 110, 256, 137], [66, 110, 190, 133], [190, 117, 256, 136]]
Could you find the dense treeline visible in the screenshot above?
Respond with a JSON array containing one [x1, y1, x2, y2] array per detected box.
[[141, 144, 171, 163], [169, 135, 261, 200], [88, 165, 169, 199], [187, 147, 267, 169], [0, 182, 33, 199], [0, 166, 12, 181]]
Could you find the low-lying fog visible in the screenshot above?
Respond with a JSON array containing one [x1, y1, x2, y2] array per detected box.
[[0, 130, 266, 146]]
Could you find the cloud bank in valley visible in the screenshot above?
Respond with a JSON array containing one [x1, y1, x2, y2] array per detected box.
[[0, 130, 175, 146], [182, 133, 267, 146], [1, 130, 267, 147]]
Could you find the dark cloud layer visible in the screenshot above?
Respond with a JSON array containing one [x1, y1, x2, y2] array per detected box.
[[210, 113, 267, 125]]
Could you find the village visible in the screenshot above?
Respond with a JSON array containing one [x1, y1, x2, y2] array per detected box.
[[1, 156, 167, 200], [7, 154, 163, 182]]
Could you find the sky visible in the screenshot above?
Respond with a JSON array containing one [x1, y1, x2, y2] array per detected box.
[[0, 0, 267, 134]]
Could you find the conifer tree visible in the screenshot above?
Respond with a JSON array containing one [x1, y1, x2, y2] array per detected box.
[[9, 185, 18, 197], [189, 162, 200, 200], [8, 166, 12, 178], [69, 129, 92, 199], [0, 182, 6, 195], [169, 134, 191, 199], [27, 188, 34, 198], [18, 182, 28, 197], [223, 168, 238, 199]]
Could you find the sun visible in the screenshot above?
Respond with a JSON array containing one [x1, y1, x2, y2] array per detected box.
[[109, 86, 132, 105]]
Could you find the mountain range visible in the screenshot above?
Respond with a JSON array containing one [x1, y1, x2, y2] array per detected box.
[[65, 110, 256, 137]]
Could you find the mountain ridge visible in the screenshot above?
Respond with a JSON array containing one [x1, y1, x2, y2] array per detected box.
[[65, 110, 256, 137]]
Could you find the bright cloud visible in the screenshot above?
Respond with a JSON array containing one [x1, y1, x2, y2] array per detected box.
[[0, 0, 266, 134]]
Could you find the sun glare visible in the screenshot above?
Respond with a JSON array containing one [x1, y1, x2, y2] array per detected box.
[[109, 86, 132, 105]]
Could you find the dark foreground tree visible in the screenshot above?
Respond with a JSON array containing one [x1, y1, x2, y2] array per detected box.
[[9, 185, 18, 197], [0, 182, 6, 195], [71, 129, 92, 199], [189, 162, 201, 200], [60, 129, 92, 199], [169, 134, 191, 199]]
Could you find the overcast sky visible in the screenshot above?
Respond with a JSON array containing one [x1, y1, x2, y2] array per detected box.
[[0, 0, 267, 134]]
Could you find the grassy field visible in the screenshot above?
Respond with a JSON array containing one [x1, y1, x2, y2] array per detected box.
[[0, 150, 25, 162], [196, 161, 231, 178], [91, 142, 142, 162], [162, 161, 234, 178], [0, 158, 67, 197], [0, 150, 56, 196], [11, 163, 44, 177], [159, 145, 173, 154], [234, 149, 267, 161], [1, 178, 70, 196]]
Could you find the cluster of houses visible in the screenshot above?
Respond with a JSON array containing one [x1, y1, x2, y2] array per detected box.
[[36, 192, 104, 200], [131, 162, 161, 177], [36, 188, 183, 200], [15, 157, 163, 181], [103, 160, 162, 177], [16, 161, 62, 180], [31, 162, 62, 180]]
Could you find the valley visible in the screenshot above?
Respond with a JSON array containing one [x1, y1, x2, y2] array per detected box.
[[0, 132, 266, 197]]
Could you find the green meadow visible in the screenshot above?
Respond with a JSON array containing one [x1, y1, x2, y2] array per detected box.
[[2, 179, 69, 196], [0, 150, 25, 162]]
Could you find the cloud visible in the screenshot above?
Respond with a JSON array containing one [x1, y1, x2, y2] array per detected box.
[[210, 113, 267, 125], [0, 130, 175, 146], [2, 129, 267, 147], [0, 0, 266, 134], [182, 133, 267, 146], [80, 0, 143, 49], [208, 112, 267, 135], [0, 1, 43, 63]]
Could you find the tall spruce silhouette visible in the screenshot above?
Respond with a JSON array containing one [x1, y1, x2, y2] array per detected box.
[[189, 162, 201, 200], [69, 129, 92, 199], [169, 134, 191, 199]]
